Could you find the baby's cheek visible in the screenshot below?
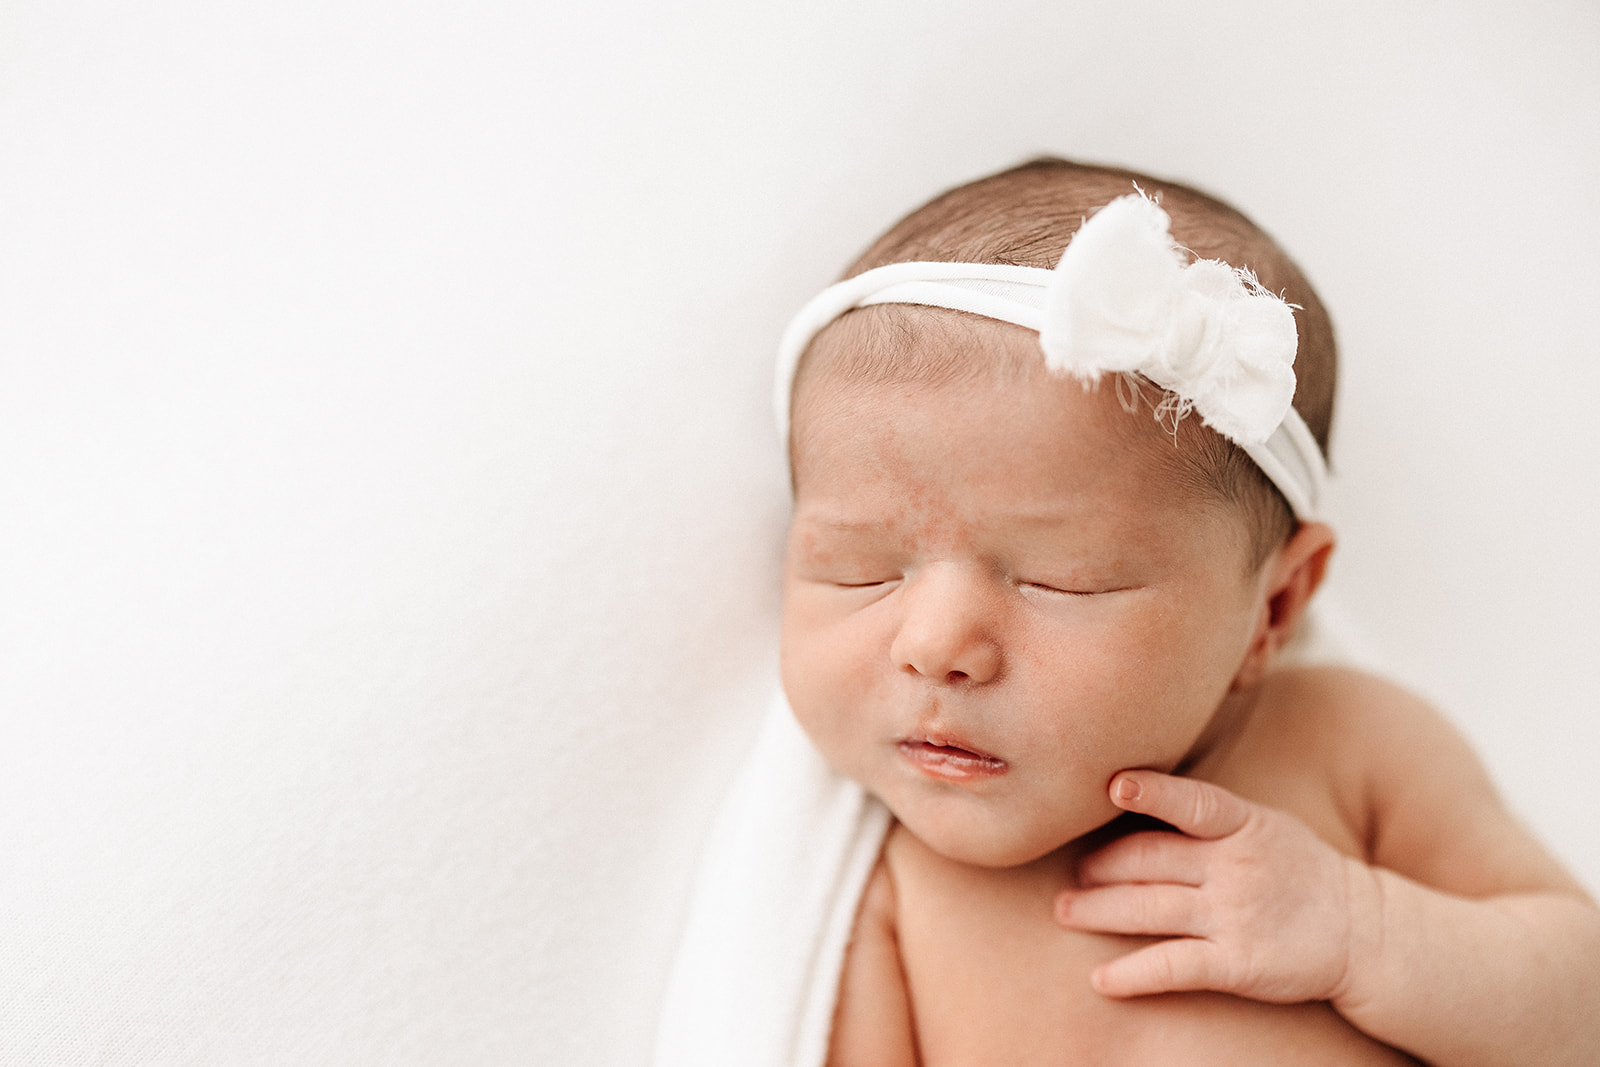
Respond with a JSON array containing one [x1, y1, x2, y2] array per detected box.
[[782, 662, 860, 767]]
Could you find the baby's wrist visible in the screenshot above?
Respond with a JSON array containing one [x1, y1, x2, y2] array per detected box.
[[1328, 857, 1394, 1020]]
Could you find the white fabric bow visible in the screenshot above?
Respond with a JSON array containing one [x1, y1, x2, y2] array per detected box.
[[1040, 194, 1298, 447], [773, 190, 1325, 518]]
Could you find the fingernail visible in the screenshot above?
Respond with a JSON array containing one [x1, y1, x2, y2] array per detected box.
[[1090, 967, 1114, 996], [1115, 776, 1141, 803]]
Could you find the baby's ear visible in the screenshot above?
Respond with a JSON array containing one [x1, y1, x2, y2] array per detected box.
[[1232, 522, 1336, 690]]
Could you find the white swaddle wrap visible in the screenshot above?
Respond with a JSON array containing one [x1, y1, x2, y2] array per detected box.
[[651, 606, 1361, 1067], [652, 694, 889, 1067]]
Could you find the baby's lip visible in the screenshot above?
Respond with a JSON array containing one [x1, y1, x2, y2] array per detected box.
[[898, 731, 1008, 780]]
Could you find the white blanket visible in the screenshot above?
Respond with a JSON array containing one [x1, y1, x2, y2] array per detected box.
[[652, 605, 1363, 1067], [653, 695, 890, 1067]]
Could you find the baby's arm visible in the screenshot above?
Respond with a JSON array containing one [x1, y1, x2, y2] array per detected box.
[[1056, 668, 1600, 1067], [827, 858, 919, 1067]]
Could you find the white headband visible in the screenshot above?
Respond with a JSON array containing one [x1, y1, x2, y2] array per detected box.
[[774, 193, 1327, 520]]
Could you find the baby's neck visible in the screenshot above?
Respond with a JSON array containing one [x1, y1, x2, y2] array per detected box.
[[1172, 685, 1263, 782]]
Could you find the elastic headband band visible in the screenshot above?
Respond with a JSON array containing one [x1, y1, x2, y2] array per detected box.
[[774, 193, 1327, 520]]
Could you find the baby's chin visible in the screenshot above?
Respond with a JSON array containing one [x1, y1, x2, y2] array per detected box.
[[891, 799, 1118, 869]]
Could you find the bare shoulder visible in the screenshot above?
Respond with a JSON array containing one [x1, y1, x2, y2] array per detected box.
[[1206, 666, 1423, 857], [1250, 667, 1460, 774], [1252, 664, 1441, 740], [1243, 664, 1489, 794], [1247, 665, 1585, 898]]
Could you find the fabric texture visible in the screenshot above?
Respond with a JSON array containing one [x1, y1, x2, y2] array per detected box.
[[652, 698, 890, 1067]]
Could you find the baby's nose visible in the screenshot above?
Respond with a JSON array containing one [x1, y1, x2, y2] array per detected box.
[[889, 565, 1001, 686]]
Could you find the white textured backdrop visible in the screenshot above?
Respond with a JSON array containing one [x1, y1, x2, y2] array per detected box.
[[2, 1, 1596, 1062]]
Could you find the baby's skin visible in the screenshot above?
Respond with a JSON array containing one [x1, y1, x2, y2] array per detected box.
[[841, 667, 1553, 1065], [781, 319, 1600, 1065]]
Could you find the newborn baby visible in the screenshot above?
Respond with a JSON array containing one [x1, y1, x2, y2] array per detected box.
[[776, 158, 1600, 1065]]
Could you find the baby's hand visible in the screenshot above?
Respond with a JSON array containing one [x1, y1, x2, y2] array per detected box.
[[1055, 770, 1382, 1005]]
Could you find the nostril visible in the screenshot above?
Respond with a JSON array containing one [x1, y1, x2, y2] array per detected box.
[[945, 670, 969, 683]]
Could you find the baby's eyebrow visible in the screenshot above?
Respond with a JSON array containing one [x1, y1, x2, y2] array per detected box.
[[790, 513, 888, 534], [792, 510, 1092, 539], [1001, 508, 1083, 526]]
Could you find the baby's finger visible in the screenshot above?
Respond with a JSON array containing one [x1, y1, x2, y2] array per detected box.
[[1075, 830, 1206, 888], [1090, 938, 1227, 998], [1108, 770, 1252, 840], [1055, 883, 1205, 937]]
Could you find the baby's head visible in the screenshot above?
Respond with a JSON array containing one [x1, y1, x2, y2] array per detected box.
[[778, 159, 1338, 867]]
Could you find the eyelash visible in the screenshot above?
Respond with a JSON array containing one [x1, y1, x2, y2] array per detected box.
[[1025, 576, 1143, 598], [825, 577, 1107, 599], [1020, 581, 1098, 597]]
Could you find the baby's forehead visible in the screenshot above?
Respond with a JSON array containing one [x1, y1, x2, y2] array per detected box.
[[787, 310, 1241, 528], [798, 352, 1194, 494], [790, 306, 1161, 449], [786, 352, 1255, 581], [790, 306, 1044, 418]]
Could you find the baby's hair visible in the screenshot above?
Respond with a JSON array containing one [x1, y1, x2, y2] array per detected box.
[[791, 157, 1338, 566]]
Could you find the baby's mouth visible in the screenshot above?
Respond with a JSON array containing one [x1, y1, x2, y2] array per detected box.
[[898, 734, 1008, 780]]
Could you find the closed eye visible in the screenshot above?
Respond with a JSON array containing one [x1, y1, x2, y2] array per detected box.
[[1019, 581, 1132, 597], [1021, 582, 1095, 597]]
